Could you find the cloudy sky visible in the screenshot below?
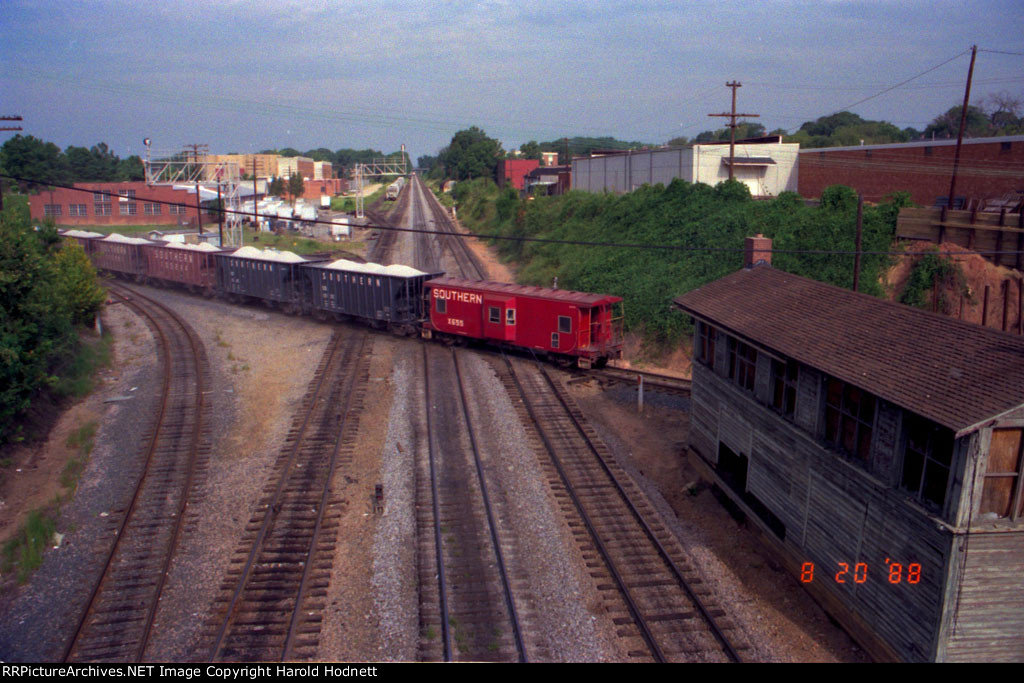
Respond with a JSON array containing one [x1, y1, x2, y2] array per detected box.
[[2, 0, 1022, 162]]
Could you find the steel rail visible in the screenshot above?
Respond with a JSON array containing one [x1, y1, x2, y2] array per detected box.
[[451, 348, 527, 662], [532, 358, 741, 662], [422, 344, 454, 661], [65, 282, 206, 662], [501, 353, 668, 663], [207, 331, 349, 661]]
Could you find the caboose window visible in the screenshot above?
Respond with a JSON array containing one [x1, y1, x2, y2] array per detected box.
[[506, 309, 515, 325], [551, 333, 559, 348], [436, 297, 446, 314], [489, 306, 500, 323], [558, 315, 572, 333]]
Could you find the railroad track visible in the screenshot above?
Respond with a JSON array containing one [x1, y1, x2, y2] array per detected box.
[[413, 174, 487, 280], [499, 354, 746, 662], [65, 282, 212, 663], [366, 185, 410, 264], [203, 329, 370, 662], [416, 345, 527, 662]]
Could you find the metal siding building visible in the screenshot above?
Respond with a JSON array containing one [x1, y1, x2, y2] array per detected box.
[[572, 142, 799, 197]]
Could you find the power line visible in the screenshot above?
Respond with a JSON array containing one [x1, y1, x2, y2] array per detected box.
[[9, 173, 1021, 260]]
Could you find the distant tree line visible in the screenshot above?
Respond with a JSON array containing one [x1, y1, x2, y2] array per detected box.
[[665, 94, 1024, 149], [0, 135, 145, 192]]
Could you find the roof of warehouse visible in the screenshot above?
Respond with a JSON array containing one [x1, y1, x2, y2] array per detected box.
[[673, 266, 1024, 436], [428, 277, 622, 306]]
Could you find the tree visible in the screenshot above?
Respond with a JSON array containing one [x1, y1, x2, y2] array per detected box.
[[666, 136, 689, 147], [924, 105, 990, 139], [53, 241, 105, 326], [288, 173, 304, 202], [438, 127, 504, 181], [269, 176, 286, 196], [0, 135, 69, 190], [518, 141, 542, 159], [693, 122, 766, 144]]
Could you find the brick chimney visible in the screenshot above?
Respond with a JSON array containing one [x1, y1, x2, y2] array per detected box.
[[745, 234, 772, 268]]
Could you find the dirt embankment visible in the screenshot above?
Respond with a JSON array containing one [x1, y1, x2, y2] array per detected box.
[[886, 241, 1024, 334]]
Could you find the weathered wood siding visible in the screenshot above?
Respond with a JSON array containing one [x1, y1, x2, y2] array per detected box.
[[939, 530, 1024, 662], [691, 361, 952, 661]]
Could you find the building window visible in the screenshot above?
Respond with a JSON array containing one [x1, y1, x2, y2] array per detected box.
[[771, 358, 798, 417], [824, 377, 876, 463], [901, 413, 953, 509], [1001, 141, 1012, 153], [120, 202, 138, 216], [728, 338, 757, 392], [489, 306, 500, 324], [43, 204, 62, 217], [95, 203, 112, 216], [144, 203, 162, 215], [697, 322, 715, 369], [436, 297, 446, 314], [506, 308, 515, 325], [118, 189, 136, 201], [68, 204, 87, 216], [169, 204, 188, 215], [980, 428, 1023, 521], [558, 315, 572, 333]]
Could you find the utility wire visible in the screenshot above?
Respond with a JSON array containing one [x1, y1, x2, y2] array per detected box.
[[9, 173, 1022, 259]]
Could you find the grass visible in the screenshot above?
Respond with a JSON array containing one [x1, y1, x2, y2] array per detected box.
[[53, 331, 113, 399], [1, 509, 57, 584], [61, 420, 97, 492], [242, 227, 359, 256]]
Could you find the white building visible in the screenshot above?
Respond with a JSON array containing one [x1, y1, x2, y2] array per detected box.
[[571, 139, 799, 198]]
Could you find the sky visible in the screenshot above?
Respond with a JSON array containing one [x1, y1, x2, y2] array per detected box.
[[1, 0, 1022, 163]]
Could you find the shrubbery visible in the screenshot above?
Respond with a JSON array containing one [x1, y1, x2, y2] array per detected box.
[[0, 207, 106, 443], [455, 179, 909, 349]]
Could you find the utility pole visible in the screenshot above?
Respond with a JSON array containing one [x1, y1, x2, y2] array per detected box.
[[708, 82, 759, 181], [947, 45, 977, 210], [0, 116, 23, 211]]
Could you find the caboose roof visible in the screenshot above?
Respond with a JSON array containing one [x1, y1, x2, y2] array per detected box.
[[427, 277, 622, 307], [673, 266, 1024, 437]]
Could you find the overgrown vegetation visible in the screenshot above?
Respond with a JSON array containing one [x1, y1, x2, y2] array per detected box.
[[899, 249, 970, 313], [0, 209, 107, 444], [2, 509, 56, 584], [453, 178, 909, 349]]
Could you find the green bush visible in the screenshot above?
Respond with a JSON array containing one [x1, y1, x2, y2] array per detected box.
[[453, 178, 905, 348]]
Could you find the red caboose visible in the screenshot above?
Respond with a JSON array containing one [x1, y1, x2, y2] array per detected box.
[[424, 277, 623, 368]]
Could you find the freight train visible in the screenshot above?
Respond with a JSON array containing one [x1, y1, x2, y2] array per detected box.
[[62, 230, 624, 368]]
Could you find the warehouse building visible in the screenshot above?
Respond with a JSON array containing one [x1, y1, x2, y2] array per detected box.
[[29, 181, 214, 227], [798, 135, 1024, 206], [572, 137, 799, 197], [673, 238, 1024, 662]]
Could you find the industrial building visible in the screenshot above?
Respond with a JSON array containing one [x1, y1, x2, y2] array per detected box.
[[798, 135, 1024, 206], [496, 159, 540, 191], [572, 138, 799, 197], [29, 181, 215, 227], [673, 238, 1024, 662]]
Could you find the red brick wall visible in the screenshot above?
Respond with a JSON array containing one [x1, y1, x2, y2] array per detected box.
[[497, 159, 541, 190], [30, 182, 212, 227], [798, 138, 1024, 205]]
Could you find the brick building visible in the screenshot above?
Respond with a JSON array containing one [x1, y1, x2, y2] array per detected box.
[[30, 181, 213, 227], [673, 238, 1024, 661], [798, 135, 1024, 206], [496, 159, 540, 191]]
